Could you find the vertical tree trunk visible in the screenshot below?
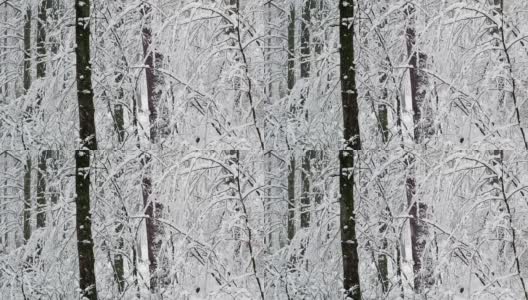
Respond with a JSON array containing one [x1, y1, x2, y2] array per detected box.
[[141, 4, 164, 144], [114, 103, 125, 143], [21, 6, 33, 252], [34, 151, 47, 259], [75, 150, 98, 300], [75, 0, 98, 297], [299, 0, 314, 261], [35, 0, 50, 256], [141, 3, 165, 292], [339, 0, 362, 298], [23, 156, 31, 244], [23, 6, 32, 123], [287, 4, 296, 245], [23, 7, 31, 96], [36, 151, 47, 229], [378, 103, 389, 143], [141, 155, 163, 292], [300, 0, 313, 110], [404, 3, 433, 294], [36, 0, 47, 108], [114, 101, 125, 293], [287, 156, 295, 242]]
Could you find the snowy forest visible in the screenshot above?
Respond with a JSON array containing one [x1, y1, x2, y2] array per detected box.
[[1, 0, 528, 299]]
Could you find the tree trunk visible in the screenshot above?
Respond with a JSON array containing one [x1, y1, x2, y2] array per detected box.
[[404, 3, 433, 294], [287, 156, 295, 242], [23, 7, 31, 96], [299, 0, 313, 111], [114, 100, 125, 293], [23, 156, 31, 244], [75, 0, 97, 149], [75, 0, 98, 297], [141, 4, 164, 144], [339, 0, 362, 298], [141, 153, 163, 292], [36, 0, 47, 108], [378, 104, 388, 143], [36, 151, 47, 229], [300, 152, 311, 229], [287, 4, 296, 245], [23, 6, 32, 121], [141, 3, 165, 292], [114, 103, 125, 143], [75, 150, 98, 300], [35, 150, 46, 260]]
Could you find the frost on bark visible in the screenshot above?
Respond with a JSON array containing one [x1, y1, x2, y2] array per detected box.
[[141, 4, 166, 144], [75, 0, 98, 297], [404, 3, 433, 294], [36, 0, 48, 108], [23, 7, 31, 96], [23, 156, 31, 244], [141, 3, 166, 292], [405, 5, 433, 144], [36, 151, 48, 229], [141, 154, 164, 292], [287, 156, 295, 242], [287, 4, 296, 246], [75, 150, 98, 300], [23, 6, 32, 122], [339, 0, 362, 298]]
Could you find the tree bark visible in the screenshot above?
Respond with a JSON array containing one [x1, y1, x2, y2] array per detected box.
[[339, 0, 362, 298], [141, 3, 165, 292], [287, 4, 296, 245], [141, 153, 163, 292], [23, 7, 31, 95], [404, 3, 433, 294], [141, 4, 164, 144], [36, 0, 47, 108], [23, 156, 31, 244], [75, 150, 98, 300], [75, 0, 97, 150], [23, 6, 32, 121], [36, 151, 47, 229], [287, 156, 295, 242], [75, 0, 98, 297]]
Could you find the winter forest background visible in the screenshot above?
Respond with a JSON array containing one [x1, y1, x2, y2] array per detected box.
[[1, 0, 528, 299]]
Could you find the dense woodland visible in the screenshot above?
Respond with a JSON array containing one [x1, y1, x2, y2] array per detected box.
[[1, 0, 528, 299]]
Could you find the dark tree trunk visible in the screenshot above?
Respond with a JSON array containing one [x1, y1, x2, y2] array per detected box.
[[75, 0, 98, 297], [378, 104, 389, 143], [75, 0, 97, 149], [287, 5, 296, 245], [339, 151, 361, 300], [141, 4, 164, 144], [340, 2, 361, 149], [141, 3, 165, 292], [23, 7, 32, 120], [300, 152, 311, 229], [404, 3, 433, 294], [339, 0, 362, 298], [36, 0, 47, 108], [141, 153, 163, 292], [405, 156, 431, 293], [36, 151, 47, 229], [75, 150, 98, 300], [113, 98, 125, 293], [287, 156, 295, 242], [114, 103, 125, 143], [339, 0, 361, 300], [23, 8, 31, 95], [23, 156, 31, 244]]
